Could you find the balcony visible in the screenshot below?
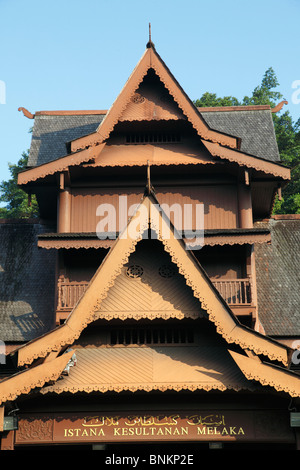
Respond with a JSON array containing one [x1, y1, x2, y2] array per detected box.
[[56, 277, 254, 325], [212, 278, 252, 306]]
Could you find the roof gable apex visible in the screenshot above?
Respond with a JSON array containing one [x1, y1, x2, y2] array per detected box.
[[70, 46, 239, 153]]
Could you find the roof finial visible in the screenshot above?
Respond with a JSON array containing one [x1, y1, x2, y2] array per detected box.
[[146, 22, 155, 49]]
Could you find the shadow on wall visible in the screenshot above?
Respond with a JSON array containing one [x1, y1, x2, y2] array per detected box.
[[0, 221, 57, 342]]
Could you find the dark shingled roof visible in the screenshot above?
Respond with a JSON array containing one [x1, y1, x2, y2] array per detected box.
[[28, 114, 105, 167], [0, 221, 57, 342], [27, 108, 280, 168], [255, 218, 300, 337], [201, 110, 280, 162]]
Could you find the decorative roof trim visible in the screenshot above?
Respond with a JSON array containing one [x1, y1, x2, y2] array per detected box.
[[37, 237, 113, 250], [0, 351, 73, 406], [271, 100, 288, 113], [70, 47, 239, 153], [197, 101, 288, 114], [37, 228, 271, 250], [17, 145, 105, 186], [21, 100, 287, 118], [202, 140, 291, 180], [35, 110, 107, 116], [40, 380, 248, 396], [198, 105, 271, 113], [15, 193, 291, 368], [18, 107, 35, 119], [201, 230, 271, 246], [230, 350, 300, 397]]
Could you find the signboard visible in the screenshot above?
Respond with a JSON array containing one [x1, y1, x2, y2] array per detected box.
[[15, 410, 294, 445]]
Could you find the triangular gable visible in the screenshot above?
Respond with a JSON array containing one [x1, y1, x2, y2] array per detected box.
[[15, 191, 291, 369], [118, 68, 187, 122], [95, 239, 205, 321], [70, 45, 239, 153]]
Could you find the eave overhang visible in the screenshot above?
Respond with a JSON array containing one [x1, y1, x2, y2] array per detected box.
[[202, 141, 291, 181], [0, 350, 73, 406], [17, 142, 290, 189], [230, 350, 300, 398], [37, 228, 271, 250]]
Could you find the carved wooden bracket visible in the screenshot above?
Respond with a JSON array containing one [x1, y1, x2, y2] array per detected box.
[[18, 107, 35, 119], [271, 100, 288, 113]]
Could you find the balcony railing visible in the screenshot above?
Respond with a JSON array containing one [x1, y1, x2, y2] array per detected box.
[[212, 278, 252, 305], [57, 277, 252, 312], [57, 279, 89, 311]]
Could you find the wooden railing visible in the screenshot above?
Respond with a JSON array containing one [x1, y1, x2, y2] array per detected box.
[[212, 278, 252, 305], [57, 279, 89, 310], [57, 277, 252, 311]]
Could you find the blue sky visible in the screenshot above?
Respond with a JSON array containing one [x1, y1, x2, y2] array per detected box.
[[0, 0, 299, 183]]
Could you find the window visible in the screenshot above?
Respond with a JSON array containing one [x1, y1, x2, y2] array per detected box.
[[110, 325, 194, 346]]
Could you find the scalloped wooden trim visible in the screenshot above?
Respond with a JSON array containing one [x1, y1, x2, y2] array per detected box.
[[0, 351, 73, 405], [71, 47, 238, 153], [94, 310, 201, 322], [202, 232, 271, 246], [37, 238, 114, 250], [202, 140, 291, 180], [18, 145, 105, 186], [40, 380, 250, 396], [229, 350, 300, 397]]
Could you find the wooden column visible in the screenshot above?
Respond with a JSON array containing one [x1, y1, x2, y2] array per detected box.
[[57, 173, 71, 233], [237, 181, 253, 229]]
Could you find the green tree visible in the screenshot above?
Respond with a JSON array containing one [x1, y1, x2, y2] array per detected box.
[[194, 92, 241, 108], [0, 151, 39, 218], [195, 67, 300, 214], [242, 67, 283, 107]]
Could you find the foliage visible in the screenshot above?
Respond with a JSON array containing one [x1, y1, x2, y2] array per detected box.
[[195, 67, 300, 214], [0, 151, 39, 218]]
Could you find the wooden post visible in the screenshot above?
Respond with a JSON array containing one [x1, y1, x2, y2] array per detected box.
[[57, 173, 71, 233], [237, 181, 253, 228]]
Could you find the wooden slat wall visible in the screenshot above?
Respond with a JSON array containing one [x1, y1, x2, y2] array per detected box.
[[71, 188, 144, 233], [156, 186, 238, 230], [70, 185, 238, 232]]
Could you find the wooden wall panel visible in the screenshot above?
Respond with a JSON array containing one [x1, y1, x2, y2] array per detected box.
[[156, 185, 238, 230], [70, 185, 238, 233], [71, 188, 144, 233]]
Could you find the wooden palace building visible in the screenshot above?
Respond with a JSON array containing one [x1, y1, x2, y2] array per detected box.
[[1, 37, 300, 451]]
